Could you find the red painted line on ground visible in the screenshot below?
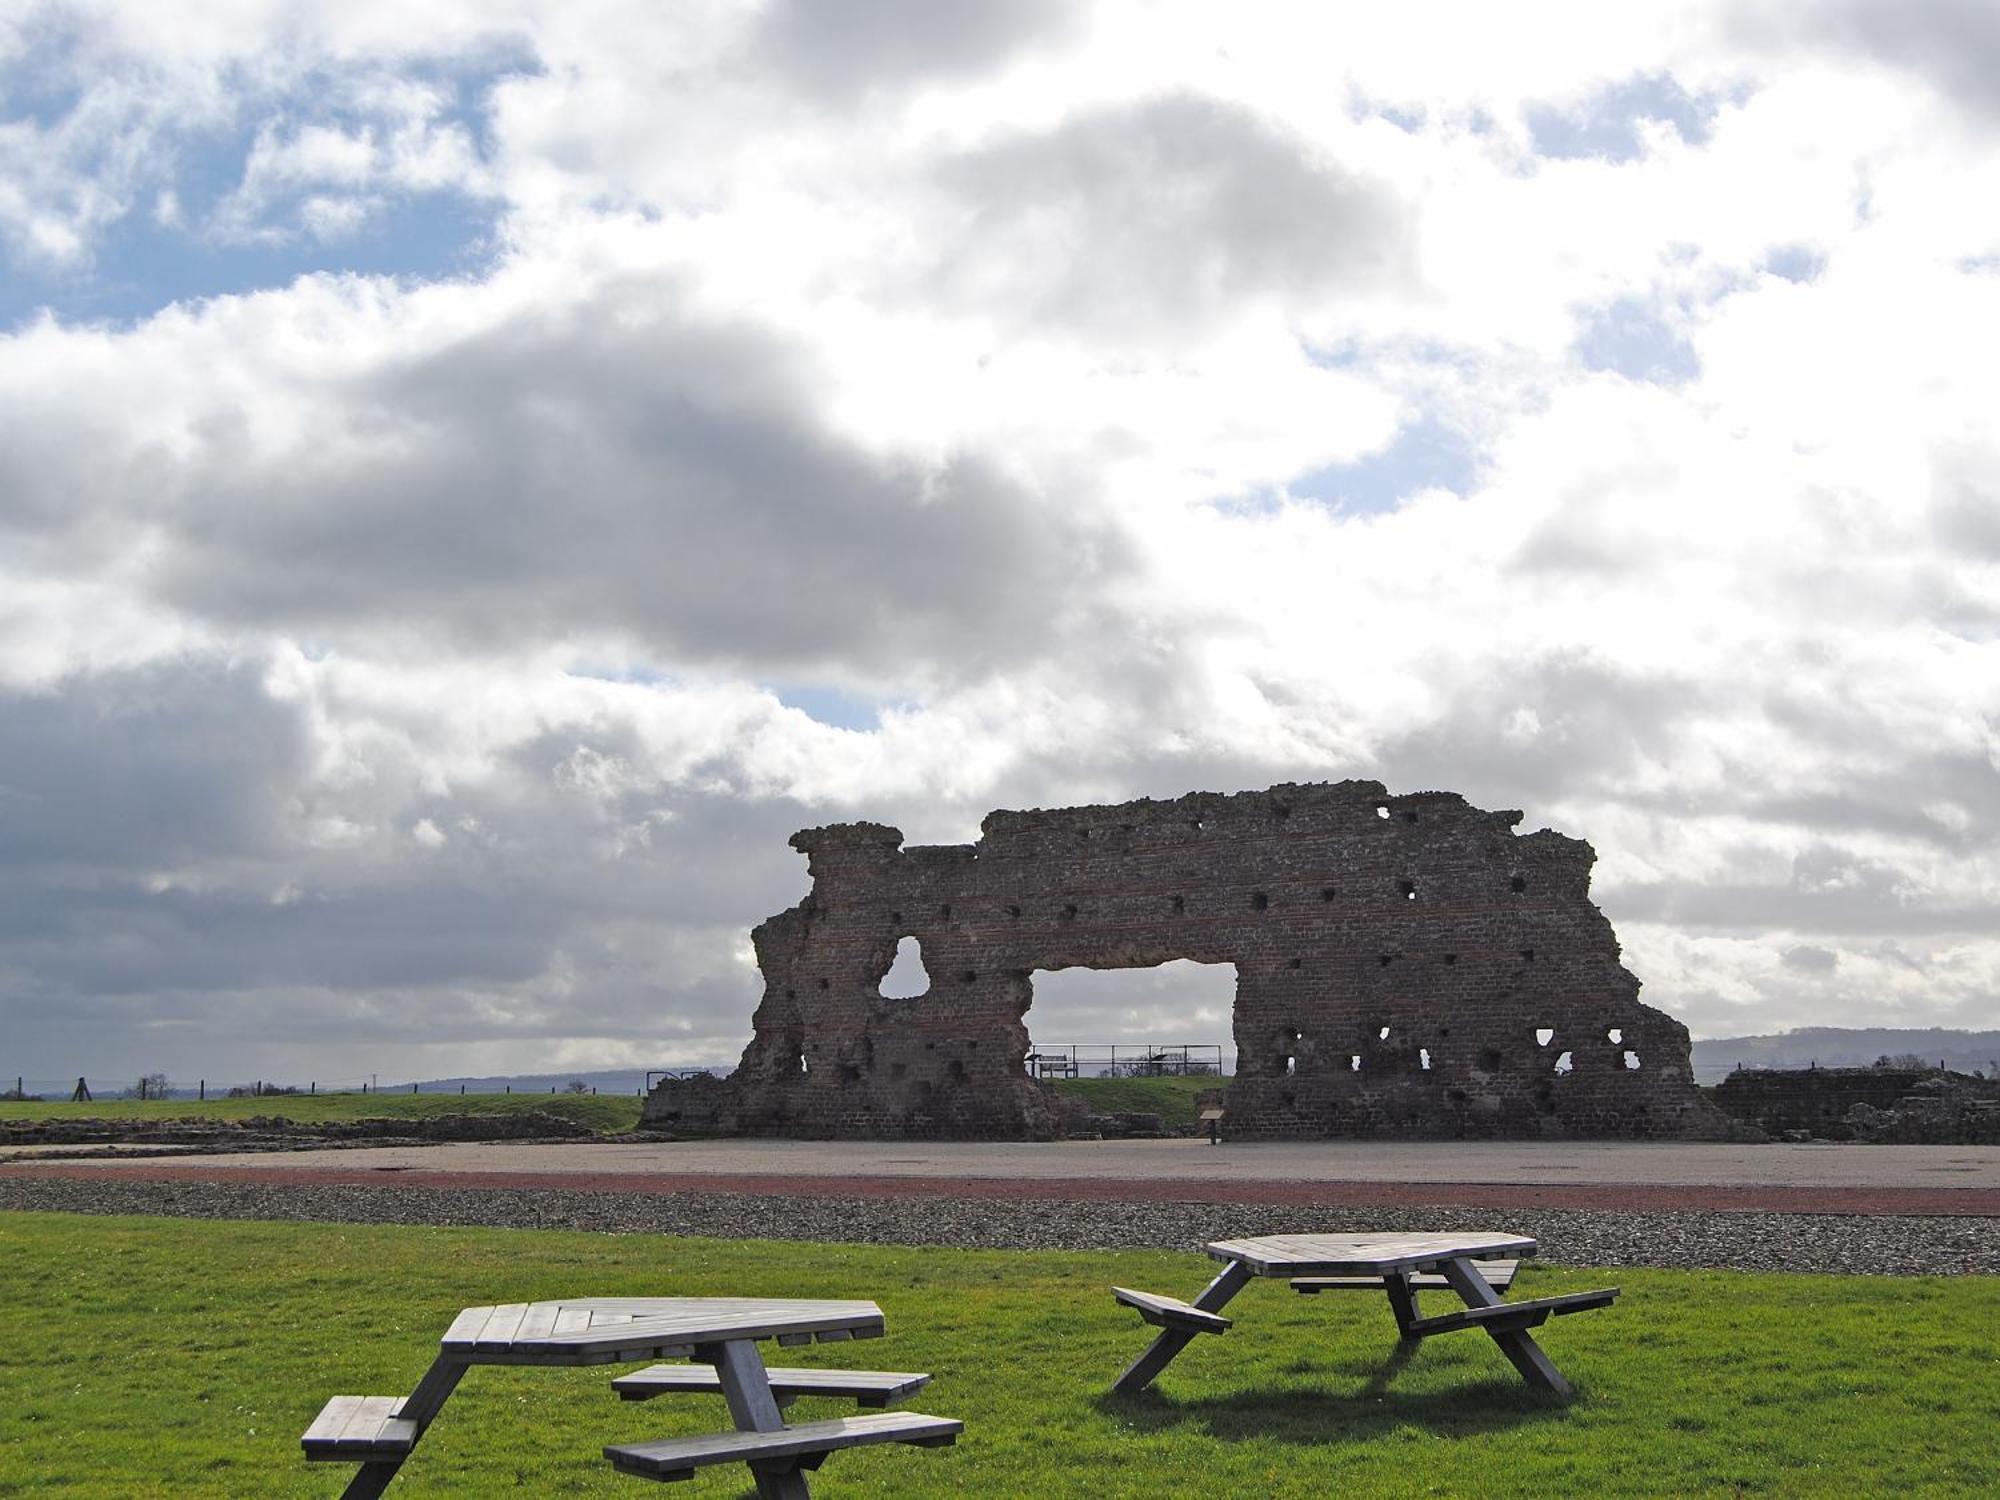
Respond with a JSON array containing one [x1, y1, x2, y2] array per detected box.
[[3, 1161, 1993, 1216]]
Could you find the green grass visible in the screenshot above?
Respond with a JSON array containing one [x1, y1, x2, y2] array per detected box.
[[2, 1213, 1994, 1497], [1050, 1074, 1220, 1126], [0, 1091, 643, 1133]]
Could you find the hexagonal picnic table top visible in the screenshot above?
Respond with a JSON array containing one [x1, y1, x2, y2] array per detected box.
[[437, 1296, 887, 1364]]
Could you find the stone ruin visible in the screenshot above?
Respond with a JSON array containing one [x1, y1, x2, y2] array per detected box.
[[642, 781, 1731, 1140]]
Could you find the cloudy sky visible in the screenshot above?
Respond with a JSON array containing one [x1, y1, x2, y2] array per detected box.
[[3, 1, 1997, 1088]]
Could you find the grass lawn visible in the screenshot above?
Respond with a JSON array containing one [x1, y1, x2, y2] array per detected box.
[[0, 1091, 643, 1133], [2, 1214, 1995, 1496], [1050, 1074, 1219, 1127]]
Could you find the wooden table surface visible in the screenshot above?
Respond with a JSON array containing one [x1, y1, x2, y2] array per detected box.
[[438, 1297, 887, 1363], [1205, 1231, 1538, 1277]]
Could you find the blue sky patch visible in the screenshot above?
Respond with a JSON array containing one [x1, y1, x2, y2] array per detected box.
[[1574, 295, 1700, 385], [1764, 244, 1826, 283], [1526, 73, 1716, 163], [773, 684, 884, 732], [0, 47, 528, 328], [1287, 412, 1480, 515]]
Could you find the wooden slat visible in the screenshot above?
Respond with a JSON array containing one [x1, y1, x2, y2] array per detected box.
[[1208, 1232, 1537, 1277], [438, 1306, 491, 1349], [1406, 1288, 1619, 1339], [1112, 1287, 1232, 1334], [515, 1302, 561, 1341], [604, 1411, 963, 1480], [299, 1396, 417, 1459], [302, 1395, 362, 1448], [468, 1302, 530, 1350], [611, 1365, 932, 1406], [1293, 1261, 1520, 1295]]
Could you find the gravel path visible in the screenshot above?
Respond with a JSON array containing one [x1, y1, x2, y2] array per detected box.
[[3, 1174, 1993, 1276]]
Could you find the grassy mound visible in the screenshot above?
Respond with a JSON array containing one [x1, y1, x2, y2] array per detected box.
[[1050, 1074, 1220, 1126]]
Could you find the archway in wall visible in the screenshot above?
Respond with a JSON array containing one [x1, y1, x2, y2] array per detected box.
[[1024, 960, 1237, 1078]]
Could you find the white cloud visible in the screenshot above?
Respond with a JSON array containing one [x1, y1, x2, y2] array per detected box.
[[2, 0, 1997, 1081]]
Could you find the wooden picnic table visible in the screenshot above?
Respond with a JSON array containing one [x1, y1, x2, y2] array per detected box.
[[303, 1296, 960, 1499], [1112, 1231, 1618, 1399]]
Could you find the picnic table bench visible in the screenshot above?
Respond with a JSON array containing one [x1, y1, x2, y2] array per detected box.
[[1112, 1232, 1617, 1398], [302, 1296, 961, 1499]]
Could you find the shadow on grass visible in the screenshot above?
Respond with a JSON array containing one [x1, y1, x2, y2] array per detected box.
[[1101, 1341, 1573, 1447]]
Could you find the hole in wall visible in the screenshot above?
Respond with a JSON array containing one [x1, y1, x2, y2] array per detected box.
[[1078, 827, 1091, 842], [1375, 803, 1391, 819], [1024, 960, 1239, 1072], [879, 936, 930, 999], [1397, 879, 1416, 900], [797, 1053, 809, 1074], [1553, 1050, 1574, 1074], [1623, 1050, 1642, 1070], [1060, 903, 1078, 922], [1378, 954, 1394, 967], [1510, 875, 1527, 892], [939, 903, 952, 919], [947, 1059, 967, 1082], [1251, 891, 1269, 910], [1006, 904, 1021, 919], [1191, 817, 1205, 831], [1607, 1028, 1623, 1044], [1320, 886, 1338, 901], [960, 970, 978, 985], [890, 911, 902, 926], [1402, 810, 1419, 823], [1283, 1055, 1296, 1076], [1349, 1055, 1362, 1071], [817, 978, 830, 991], [1288, 957, 1302, 969], [1443, 953, 1458, 965], [1170, 894, 1186, 913], [1478, 1048, 1504, 1072], [1419, 1048, 1432, 1070], [1535, 1028, 1554, 1047], [1378, 1026, 1391, 1040], [1521, 948, 1536, 963]]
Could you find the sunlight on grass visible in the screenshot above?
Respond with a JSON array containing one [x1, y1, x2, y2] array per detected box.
[[0, 1213, 1994, 1497]]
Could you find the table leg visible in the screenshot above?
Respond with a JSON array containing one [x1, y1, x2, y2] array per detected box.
[[1381, 1272, 1421, 1337], [1437, 1258, 1572, 1397], [705, 1338, 811, 1500], [334, 1355, 469, 1498], [1111, 1259, 1253, 1396], [339, 1463, 403, 1500]]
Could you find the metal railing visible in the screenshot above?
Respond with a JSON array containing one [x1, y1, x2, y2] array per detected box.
[[1023, 1044, 1225, 1079]]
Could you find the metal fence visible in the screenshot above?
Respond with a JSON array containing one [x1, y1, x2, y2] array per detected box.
[[1022, 1043, 1226, 1079]]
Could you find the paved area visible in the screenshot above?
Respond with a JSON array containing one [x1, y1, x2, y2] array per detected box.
[[6, 1138, 1997, 1215]]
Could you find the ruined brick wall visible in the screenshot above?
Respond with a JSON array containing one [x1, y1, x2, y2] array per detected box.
[[642, 781, 1730, 1140]]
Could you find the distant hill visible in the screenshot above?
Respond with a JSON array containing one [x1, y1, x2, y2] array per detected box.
[[1692, 1028, 2000, 1084]]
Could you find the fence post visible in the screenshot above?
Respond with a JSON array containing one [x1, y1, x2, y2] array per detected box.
[[199, 1079, 205, 1101], [460, 1084, 465, 1095], [412, 1082, 418, 1095], [505, 1085, 510, 1094], [310, 1081, 316, 1094]]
